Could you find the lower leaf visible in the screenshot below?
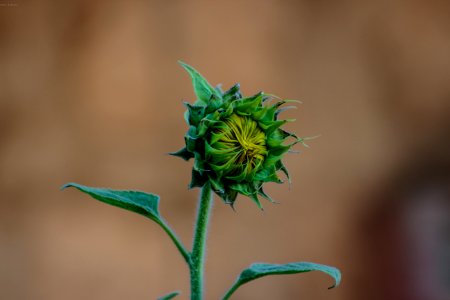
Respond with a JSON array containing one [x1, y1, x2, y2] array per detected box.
[[222, 261, 341, 300], [157, 291, 180, 300]]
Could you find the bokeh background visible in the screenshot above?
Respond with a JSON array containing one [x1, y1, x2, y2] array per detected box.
[[1, 1, 449, 299]]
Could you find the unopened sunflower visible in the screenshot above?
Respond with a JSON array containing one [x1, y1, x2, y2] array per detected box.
[[171, 62, 305, 209]]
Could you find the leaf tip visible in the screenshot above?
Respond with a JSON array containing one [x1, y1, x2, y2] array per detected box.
[[327, 267, 341, 289], [178, 60, 191, 70], [60, 182, 75, 191]]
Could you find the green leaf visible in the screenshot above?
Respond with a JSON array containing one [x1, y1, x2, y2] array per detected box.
[[61, 183, 191, 264], [179, 61, 222, 104], [222, 262, 341, 300], [62, 182, 161, 221], [157, 291, 180, 300]]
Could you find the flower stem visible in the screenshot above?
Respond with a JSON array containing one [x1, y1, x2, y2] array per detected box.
[[190, 183, 213, 300]]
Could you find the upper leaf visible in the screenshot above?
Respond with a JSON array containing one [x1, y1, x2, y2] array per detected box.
[[61, 183, 161, 222], [179, 61, 222, 104], [62, 183, 191, 264], [222, 262, 341, 299]]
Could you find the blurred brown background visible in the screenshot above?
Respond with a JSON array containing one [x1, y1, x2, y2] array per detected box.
[[1, 1, 449, 299]]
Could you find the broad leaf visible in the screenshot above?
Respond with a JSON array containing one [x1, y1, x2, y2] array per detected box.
[[179, 61, 222, 104], [222, 262, 341, 299], [61, 183, 161, 221], [157, 291, 180, 300], [62, 183, 190, 263]]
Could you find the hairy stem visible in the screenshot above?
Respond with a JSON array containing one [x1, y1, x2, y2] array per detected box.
[[190, 183, 213, 300]]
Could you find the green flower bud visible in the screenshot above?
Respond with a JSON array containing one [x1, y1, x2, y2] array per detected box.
[[171, 62, 304, 209]]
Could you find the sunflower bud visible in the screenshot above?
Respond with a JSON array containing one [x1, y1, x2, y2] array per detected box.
[[171, 62, 303, 209]]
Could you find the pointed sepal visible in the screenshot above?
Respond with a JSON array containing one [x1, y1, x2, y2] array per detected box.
[[179, 61, 222, 104], [169, 147, 194, 161]]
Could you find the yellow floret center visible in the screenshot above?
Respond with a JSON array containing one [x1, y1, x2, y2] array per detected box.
[[211, 114, 267, 178]]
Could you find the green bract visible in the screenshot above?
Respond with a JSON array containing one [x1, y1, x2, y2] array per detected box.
[[171, 62, 304, 209]]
